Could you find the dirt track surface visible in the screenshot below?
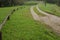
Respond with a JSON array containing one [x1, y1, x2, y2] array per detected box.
[[30, 6, 60, 34]]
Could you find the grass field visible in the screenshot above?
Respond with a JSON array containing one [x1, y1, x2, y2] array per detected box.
[[38, 2, 60, 17], [0, 6, 19, 24], [1, 5, 60, 40]]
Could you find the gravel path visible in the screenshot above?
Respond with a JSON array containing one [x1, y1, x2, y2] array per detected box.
[[30, 6, 60, 34]]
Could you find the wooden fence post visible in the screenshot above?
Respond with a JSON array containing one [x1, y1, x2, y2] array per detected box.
[[0, 31, 2, 40], [7, 15, 10, 20]]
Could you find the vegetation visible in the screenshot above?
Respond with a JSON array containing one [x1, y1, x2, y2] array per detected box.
[[0, 0, 60, 40], [0, 0, 60, 7], [0, 6, 19, 24], [38, 2, 60, 16], [42, 0, 60, 6], [33, 6, 46, 16], [1, 5, 60, 40], [0, 7, 13, 23], [0, 0, 24, 7], [24, 1, 38, 5]]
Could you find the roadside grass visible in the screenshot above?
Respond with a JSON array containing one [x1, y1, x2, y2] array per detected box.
[[2, 5, 60, 40], [24, 1, 38, 5], [33, 6, 46, 16], [0, 6, 19, 24], [38, 2, 60, 17]]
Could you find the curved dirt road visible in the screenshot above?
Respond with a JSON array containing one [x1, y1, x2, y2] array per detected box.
[[30, 6, 60, 34], [36, 5, 60, 25]]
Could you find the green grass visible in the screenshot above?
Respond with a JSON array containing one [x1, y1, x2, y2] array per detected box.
[[33, 6, 46, 16], [0, 7, 12, 23], [38, 2, 60, 17], [24, 1, 38, 5], [0, 6, 19, 24], [2, 5, 60, 40]]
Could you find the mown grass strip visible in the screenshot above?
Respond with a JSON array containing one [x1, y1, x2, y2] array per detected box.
[[33, 6, 46, 16]]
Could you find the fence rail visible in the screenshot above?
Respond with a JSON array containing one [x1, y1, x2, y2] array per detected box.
[[0, 8, 19, 40]]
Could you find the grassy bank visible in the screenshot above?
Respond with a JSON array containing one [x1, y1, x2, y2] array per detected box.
[[38, 2, 60, 17], [0, 6, 19, 24], [2, 5, 60, 40], [33, 6, 46, 16]]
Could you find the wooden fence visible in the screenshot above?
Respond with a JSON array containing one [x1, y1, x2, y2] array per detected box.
[[0, 8, 19, 40]]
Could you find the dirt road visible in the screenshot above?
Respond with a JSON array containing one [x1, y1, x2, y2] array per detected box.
[[30, 6, 60, 34]]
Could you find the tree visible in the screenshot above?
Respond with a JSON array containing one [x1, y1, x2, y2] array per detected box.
[[57, 0, 60, 6], [0, 0, 24, 7]]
